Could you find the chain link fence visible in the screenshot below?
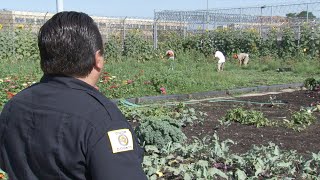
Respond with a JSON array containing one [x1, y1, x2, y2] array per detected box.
[[0, 10, 185, 50], [0, 10, 157, 42], [154, 2, 320, 48]]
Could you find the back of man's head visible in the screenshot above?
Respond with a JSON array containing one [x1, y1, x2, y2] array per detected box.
[[38, 11, 103, 77]]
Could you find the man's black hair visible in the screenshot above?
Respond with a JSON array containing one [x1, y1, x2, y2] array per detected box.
[[38, 11, 103, 77]]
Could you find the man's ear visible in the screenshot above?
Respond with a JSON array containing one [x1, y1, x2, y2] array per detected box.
[[94, 50, 104, 71]]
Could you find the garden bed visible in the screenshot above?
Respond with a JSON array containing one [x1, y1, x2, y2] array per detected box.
[[185, 90, 320, 155]]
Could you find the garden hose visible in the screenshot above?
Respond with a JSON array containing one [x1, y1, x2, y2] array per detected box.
[[120, 98, 286, 109], [208, 99, 286, 105], [119, 99, 199, 108], [119, 99, 142, 107]]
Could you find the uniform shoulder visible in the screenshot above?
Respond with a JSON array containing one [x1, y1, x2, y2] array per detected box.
[[11, 83, 109, 117]]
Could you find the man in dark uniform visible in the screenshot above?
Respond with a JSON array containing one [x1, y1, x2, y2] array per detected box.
[[0, 11, 147, 180]]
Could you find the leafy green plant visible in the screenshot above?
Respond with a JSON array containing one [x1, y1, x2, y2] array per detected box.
[[223, 107, 273, 127], [142, 134, 320, 179], [104, 35, 122, 61], [172, 106, 207, 127], [223, 107, 316, 131], [158, 31, 185, 53], [300, 24, 320, 58], [234, 143, 303, 179], [150, 72, 168, 93], [284, 110, 316, 132], [119, 105, 172, 122], [278, 27, 297, 58], [302, 152, 320, 179], [304, 77, 320, 91], [259, 27, 278, 57], [123, 30, 155, 62], [0, 28, 38, 62], [142, 134, 233, 179], [135, 116, 186, 148]]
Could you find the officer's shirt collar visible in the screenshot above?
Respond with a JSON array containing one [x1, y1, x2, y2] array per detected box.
[[40, 75, 98, 93]]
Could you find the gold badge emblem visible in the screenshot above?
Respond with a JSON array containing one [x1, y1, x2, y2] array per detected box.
[[118, 134, 129, 146], [107, 129, 134, 153]]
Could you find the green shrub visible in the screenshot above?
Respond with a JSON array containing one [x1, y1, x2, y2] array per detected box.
[[104, 35, 122, 61], [0, 29, 38, 61], [123, 30, 154, 62]]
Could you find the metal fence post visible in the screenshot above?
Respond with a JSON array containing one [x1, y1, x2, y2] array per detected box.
[[270, 6, 273, 26], [183, 15, 187, 39], [214, 11, 217, 29], [122, 17, 127, 51], [297, 25, 301, 50], [239, 8, 242, 31], [206, 0, 209, 30], [10, 14, 15, 61], [260, 5, 266, 38], [306, 4, 309, 23], [153, 18, 158, 49], [202, 12, 205, 32], [180, 12, 183, 36]]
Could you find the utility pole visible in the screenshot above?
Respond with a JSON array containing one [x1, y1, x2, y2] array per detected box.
[[56, 0, 64, 13]]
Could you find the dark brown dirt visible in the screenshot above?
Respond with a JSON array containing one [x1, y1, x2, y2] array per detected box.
[[183, 90, 320, 155]]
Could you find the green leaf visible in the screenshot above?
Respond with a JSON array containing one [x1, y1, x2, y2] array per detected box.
[[197, 160, 209, 167], [277, 162, 292, 168], [145, 145, 160, 153], [208, 167, 228, 179], [149, 174, 157, 180], [235, 169, 247, 180], [184, 173, 192, 180]]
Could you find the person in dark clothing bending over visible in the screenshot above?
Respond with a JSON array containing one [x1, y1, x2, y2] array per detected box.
[[0, 11, 147, 180]]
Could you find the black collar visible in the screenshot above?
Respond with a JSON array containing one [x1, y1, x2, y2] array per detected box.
[[40, 75, 98, 93]]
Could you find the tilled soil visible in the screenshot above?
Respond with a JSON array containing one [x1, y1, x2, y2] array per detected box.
[[183, 90, 320, 155]]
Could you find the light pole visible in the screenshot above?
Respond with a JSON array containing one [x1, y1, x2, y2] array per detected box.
[[260, 5, 266, 38], [56, 0, 64, 13]]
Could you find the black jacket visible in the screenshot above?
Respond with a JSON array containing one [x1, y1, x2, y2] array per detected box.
[[0, 75, 147, 180]]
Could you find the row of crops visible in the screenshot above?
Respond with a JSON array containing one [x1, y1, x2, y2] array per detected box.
[[106, 25, 320, 61], [1, 24, 320, 62]]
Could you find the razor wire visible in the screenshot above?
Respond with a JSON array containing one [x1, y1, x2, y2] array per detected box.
[[154, 2, 320, 42]]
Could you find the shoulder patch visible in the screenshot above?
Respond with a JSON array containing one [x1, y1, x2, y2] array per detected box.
[[107, 129, 134, 153]]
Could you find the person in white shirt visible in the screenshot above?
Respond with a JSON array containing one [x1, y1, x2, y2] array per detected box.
[[214, 51, 226, 72]]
